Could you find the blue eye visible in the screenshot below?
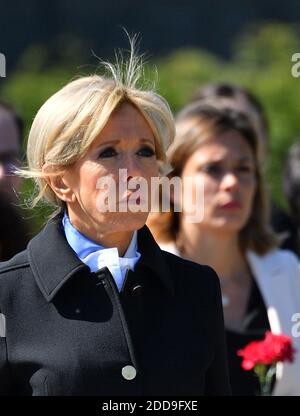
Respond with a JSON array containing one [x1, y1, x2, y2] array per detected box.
[[98, 147, 117, 158], [137, 146, 155, 157]]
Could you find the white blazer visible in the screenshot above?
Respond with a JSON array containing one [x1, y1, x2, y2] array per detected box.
[[246, 249, 300, 396], [160, 242, 300, 396]]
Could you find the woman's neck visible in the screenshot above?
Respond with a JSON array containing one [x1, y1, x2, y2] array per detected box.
[[67, 210, 134, 257], [177, 222, 247, 281]]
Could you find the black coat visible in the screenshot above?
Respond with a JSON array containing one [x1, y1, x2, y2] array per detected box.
[[0, 215, 230, 396]]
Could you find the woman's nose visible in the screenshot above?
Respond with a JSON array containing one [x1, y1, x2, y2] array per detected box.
[[221, 171, 239, 190], [121, 154, 142, 179]]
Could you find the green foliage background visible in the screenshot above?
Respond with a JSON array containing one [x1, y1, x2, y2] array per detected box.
[[1, 22, 300, 232]]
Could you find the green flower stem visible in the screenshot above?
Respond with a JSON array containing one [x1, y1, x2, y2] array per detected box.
[[254, 364, 276, 396]]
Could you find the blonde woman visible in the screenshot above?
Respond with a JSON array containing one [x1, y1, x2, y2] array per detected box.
[[148, 102, 300, 395], [0, 53, 230, 395]]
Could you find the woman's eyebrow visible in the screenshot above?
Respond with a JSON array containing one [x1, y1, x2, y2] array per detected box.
[[95, 137, 154, 148], [93, 139, 121, 150], [213, 155, 253, 162], [140, 138, 155, 146], [197, 156, 254, 165], [235, 156, 254, 163]]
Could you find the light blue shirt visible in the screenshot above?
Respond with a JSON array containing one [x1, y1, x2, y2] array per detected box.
[[62, 212, 141, 291]]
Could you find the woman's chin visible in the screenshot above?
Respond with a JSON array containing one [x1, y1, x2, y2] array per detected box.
[[216, 222, 246, 234], [198, 217, 246, 233], [96, 211, 149, 233]]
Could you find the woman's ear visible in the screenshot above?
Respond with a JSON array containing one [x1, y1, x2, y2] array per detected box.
[[42, 164, 76, 203]]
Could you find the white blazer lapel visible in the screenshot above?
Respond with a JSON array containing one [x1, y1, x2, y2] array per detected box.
[[246, 250, 285, 334]]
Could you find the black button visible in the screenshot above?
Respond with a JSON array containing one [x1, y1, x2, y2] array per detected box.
[[131, 284, 143, 296]]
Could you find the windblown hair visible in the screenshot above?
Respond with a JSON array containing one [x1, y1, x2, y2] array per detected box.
[[19, 38, 175, 210], [148, 102, 279, 256]]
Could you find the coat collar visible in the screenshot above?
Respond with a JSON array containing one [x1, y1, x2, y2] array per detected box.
[[246, 249, 283, 278], [28, 214, 174, 302]]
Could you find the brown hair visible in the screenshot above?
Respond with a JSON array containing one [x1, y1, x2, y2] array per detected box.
[[148, 102, 278, 255], [189, 82, 269, 146]]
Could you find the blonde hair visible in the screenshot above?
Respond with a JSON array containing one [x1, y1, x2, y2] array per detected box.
[[148, 102, 279, 256], [19, 45, 175, 210]]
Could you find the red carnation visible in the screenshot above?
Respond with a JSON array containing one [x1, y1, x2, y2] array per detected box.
[[238, 331, 296, 370], [237, 331, 297, 396]]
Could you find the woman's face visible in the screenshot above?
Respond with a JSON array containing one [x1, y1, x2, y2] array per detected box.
[[61, 102, 159, 236], [181, 130, 257, 234]]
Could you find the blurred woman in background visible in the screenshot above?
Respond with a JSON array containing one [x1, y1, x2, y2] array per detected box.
[[148, 102, 300, 395], [188, 83, 300, 256]]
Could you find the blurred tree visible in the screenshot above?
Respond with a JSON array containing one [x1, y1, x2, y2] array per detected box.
[[1, 22, 300, 231], [154, 22, 300, 209], [230, 22, 300, 206], [152, 49, 224, 112], [0, 41, 89, 231]]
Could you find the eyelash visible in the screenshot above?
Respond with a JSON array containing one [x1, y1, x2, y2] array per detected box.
[[98, 146, 155, 159], [98, 147, 117, 158], [202, 165, 221, 174], [237, 166, 252, 173], [202, 165, 253, 175]]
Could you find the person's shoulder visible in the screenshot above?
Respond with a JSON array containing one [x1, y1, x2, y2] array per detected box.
[[160, 250, 222, 317], [0, 249, 30, 278], [274, 247, 300, 263], [160, 241, 218, 276], [161, 248, 219, 288], [273, 248, 300, 278], [247, 248, 300, 287], [0, 250, 30, 309], [249, 247, 299, 266]]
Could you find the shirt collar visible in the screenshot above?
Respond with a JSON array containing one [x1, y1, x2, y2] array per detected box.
[[62, 211, 139, 260], [28, 213, 174, 302], [62, 211, 140, 291]]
